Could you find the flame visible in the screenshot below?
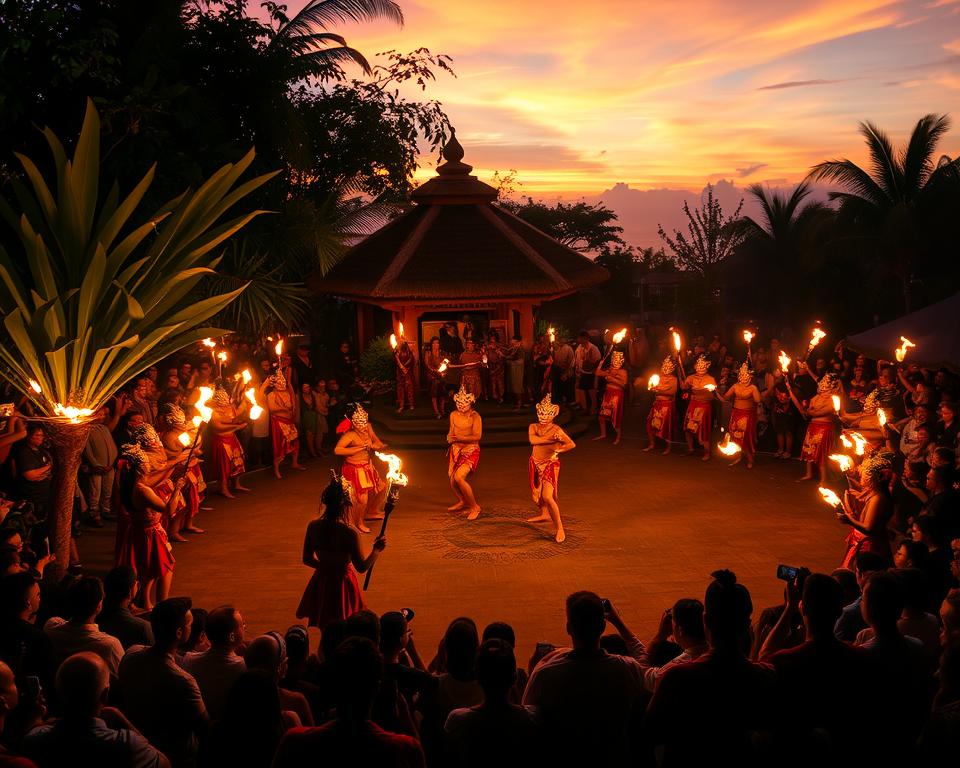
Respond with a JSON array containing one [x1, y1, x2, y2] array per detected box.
[[718, 433, 742, 456], [704, 383, 717, 392], [612, 327, 628, 344], [647, 373, 661, 390], [878, 408, 887, 427], [831, 395, 841, 413], [808, 327, 827, 350], [849, 432, 867, 456], [742, 330, 754, 345], [217, 351, 228, 363], [829, 454, 852, 472], [178, 432, 192, 447], [548, 326, 556, 343], [192, 415, 202, 428], [482, 354, 488, 365], [375, 451, 409, 486], [894, 336, 915, 363], [672, 330, 682, 353], [28, 379, 42, 394], [53, 403, 94, 423], [438, 358, 449, 374], [202, 338, 216, 349], [818, 487, 842, 507], [389, 333, 398, 349], [840, 433, 854, 450], [241, 369, 252, 384], [778, 351, 791, 372], [244, 387, 263, 420], [194, 386, 214, 423], [398, 321, 405, 339], [274, 339, 284, 357]]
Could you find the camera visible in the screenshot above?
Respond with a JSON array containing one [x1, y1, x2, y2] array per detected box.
[[776, 564, 800, 582], [400, 607, 415, 622], [601, 598, 611, 612]]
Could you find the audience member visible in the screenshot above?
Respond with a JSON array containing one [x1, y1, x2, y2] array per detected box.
[[181, 606, 246, 723], [96, 567, 153, 650], [44, 577, 123, 677]]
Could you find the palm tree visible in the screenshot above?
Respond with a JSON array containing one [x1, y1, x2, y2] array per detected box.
[[809, 114, 960, 311], [0, 101, 275, 576]]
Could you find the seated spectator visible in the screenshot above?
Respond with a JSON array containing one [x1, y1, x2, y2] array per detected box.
[[117, 597, 208, 767], [919, 589, 960, 758], [0, 573, 53, 693], [925, 465, 960, 545], [272, 637, 425, 768], [201, 670, 290, 768], [380, 612, 437, 711], [481, 622, 527, 702], [44, 577, 123, 677], [96, 567, 153, 651], [280, 626, 323, 723], [645, 570, 776, 765], [523, 592, 644, 767], [0, 659, 36, 768], [180, 606, 246, 723], [244, 634, 312, 728], [834, 551, 887, 642], [855, 568, 941, 659], [22, 652, 169, 768], [372, 614, 418, 737], [445, 639, 539, 768], [179, 608, 208, 655]]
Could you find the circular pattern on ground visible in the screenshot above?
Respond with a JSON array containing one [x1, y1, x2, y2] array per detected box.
[[420, 505, 587, 562]]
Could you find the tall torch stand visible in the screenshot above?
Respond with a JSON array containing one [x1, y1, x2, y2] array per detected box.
[[363, 482, 401, 591]]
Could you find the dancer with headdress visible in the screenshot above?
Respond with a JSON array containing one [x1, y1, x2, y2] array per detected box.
[[722, 363, 762, 468], [209, 381, 249, 498], [644, 357, 679, 454], [447, 384, 483, 520], [265, 368, 305, 479], [682, 355, 717, 460], [458, 338, 485, 397], [840, 390, 886, 450], [787, 371, 839, 485], [295, 473, 387, 629], [158, 403, 206, 537], [528, 394, 576, 543], [595, 351, 628, 444], [334, 403, 387, 533], [394, 338, 416, 412], [836, 451, 895, 568]]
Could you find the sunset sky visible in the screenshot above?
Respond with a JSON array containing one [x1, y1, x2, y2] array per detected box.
[[276, 0, 959, 242]]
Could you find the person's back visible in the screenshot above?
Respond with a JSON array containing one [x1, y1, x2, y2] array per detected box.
[[97, 567, 153, 651], [180, 606, 246, 722], [45, 577, 123, 677]]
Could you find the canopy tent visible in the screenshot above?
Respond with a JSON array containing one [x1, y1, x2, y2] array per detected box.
[[846, 291, 960, 373]]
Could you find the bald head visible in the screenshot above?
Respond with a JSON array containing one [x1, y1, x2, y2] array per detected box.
[[245, 635, 285, 679], [0, 660, 18, 723], [57, 652, 109, 717]]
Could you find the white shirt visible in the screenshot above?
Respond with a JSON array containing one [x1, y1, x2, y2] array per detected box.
[[44, 618, 124, 677], [181, 647, 246, 721]]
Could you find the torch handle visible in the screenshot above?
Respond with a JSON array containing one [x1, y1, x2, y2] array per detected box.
[[362, 497, 395, 591]]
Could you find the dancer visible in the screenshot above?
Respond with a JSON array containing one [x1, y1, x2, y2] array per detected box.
[[447, 384, 483, 520], [682, 355, 716, 460], [295, 473, 386, 629], [840, 390, 886, 449], [459, 339, 484, 397], [788, 371, 838, 485], [334, 403, 386, 534], [394, 339, 416, 412], [722, 363, 761, 468], [836, 452, 894, 568], [528, 394, 576, 543], [424, 338, 448, 419], [265, 369, 305, 479], [644, 357, 679, 454], [158, 404, 205, 537], [209, 382, 250, 498], [595, 351, 628, 445], [485, 330, 505, 404]]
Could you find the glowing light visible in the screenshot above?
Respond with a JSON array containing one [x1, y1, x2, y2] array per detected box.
[[195, 386, 214, 424], [742, 330, 754, 345], [438, 358, 449, 374], [778, 351, 791, 373], [375, 451, 409, 486], [192, 415, 202, 428], [398, 322, 405, 339], [672, 330, 682, 353], [718, 434, 742, 456], [849, 432, 867, 456], [244, 387, 264, 421], [878, 408, 887, 427], [389, 333, 398, 350], [52, 403, 94, 423], [274, 339, 284, 357], [612, 328, 628, 344], [894, 336, 915, 363], [548, 326, 556, 344], [705, 383, 717, 391], [829, 454, 852, 472], [818, 487, 842, 507], [831, 395, 841, 414], [202, 338, 216, 349], [647, 373, 661, 390], [808, 327, 827, 350], [840, 433, 853, 450], [178, 432, 192, 447], [217, 351, 228, 363], [28, 379, 42, 394], [482, 354, 488, 365], [241, 369, 252, 384]]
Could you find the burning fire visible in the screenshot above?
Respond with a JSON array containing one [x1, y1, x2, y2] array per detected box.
[[878, 408, 887, 427], [241, 369, 252, 385], [704, 383, 717, 392], [808, 327, 827, 350], [849, 432, 867, 456], [375, 451, 409, 486], [647, 373, 661, 390], [718, 434, 742, 456], [398, 322, 405, 339], [829, 454, 852, 472], [202, 338, 216, 349], [672, 330, 682, 353], [612, 328, 628, 344], [194, 386, 214, 426], [274, 339, 284, 357], [894, 336, 915, 363], [818, 487, 842, 508], [244, 387, 264, 420], [217, 351, 228, 363], [482, 354, 488, 365], [438, 358, 449, 374], [840, 433, 853, 450], [742, 330, 754, 345], [28, 379, 42, 394], [778, 351, 791, 373], [548, 326, 556, 344], [53, 404, 94, 423], [178, 432, 192, 447], [389, 334, 398, 350], [831, 395, 841, 414]]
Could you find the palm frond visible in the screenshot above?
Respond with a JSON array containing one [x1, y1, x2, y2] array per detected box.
[[808, 159, 888, 208], [277, 0, 403, 40], [859, 120, 902, 200], [902, 113, 951, 193]]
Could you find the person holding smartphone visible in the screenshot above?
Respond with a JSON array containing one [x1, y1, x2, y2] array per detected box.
[[12, 425, 53, 521]]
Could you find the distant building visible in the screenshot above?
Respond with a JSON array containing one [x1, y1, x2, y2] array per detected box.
[[632, 268, 688, 324]]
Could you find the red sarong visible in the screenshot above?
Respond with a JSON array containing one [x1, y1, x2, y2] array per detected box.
[[271, 414, 299, 459], [341, 460, 383, 498], [396, 372, 415, 408], [599, 386, 625, 430], [185, 463, 206, 517], [647, 398, 674, 441], [296, 560, 364, 629], [130, 510, 175, 580], [448, 443, 480, 476], [155, 478, 186, 519], [684, 400, 713, 445], [529, 456, 560, 504], [212, 433, 245, 481], [728, 407, 757, 454], [801, 420, 835, 465]]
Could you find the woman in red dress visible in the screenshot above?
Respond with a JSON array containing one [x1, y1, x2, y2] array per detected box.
[[836, 452, 895, 568], [296, 475, 386, 629]]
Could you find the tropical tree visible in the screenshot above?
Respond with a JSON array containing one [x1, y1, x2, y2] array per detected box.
[[0, 101, 275, 576], [809, 114, 960, 311], [498, 197, 625, 252]]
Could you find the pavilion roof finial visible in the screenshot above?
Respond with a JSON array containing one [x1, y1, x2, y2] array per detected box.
[[442, 127, 465, 164]]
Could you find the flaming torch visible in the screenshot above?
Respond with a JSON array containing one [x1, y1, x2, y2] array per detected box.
[[398, 322, 405, 339], [671, 329, 684, 375], [849, 432, 867, 456], [274, 338, 284, 366], [217, 350, 228, 378], [804, 325, 827, 362], [548, 326, 556, 345], [818, 487, 843, 509], [831, 395, 841, 417], [363, 452, 410, 591], [829, 454, 852, 473], [743, 329, 754, 364], [438, 358, 449, 375], [718, 433, 742, 456], [647, 373, 661, 391], [244, 387, 264, 421], [778, 351, 792, 374], [894, 336, 915, 364], [179, 386, 214, 472], [28, 379, 42, 395], [603, 327, 628, 364], [877, 408, 887, 428], [389, 333, 398, 350]]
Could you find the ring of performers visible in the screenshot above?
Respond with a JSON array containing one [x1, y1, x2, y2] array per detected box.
[[722, 363, 762, 469], [334, 403, 387, 534], [681, 355, 717, 460], [644, 357, 679, 455], [447, 384, 483, 520], [595, 351, 628, 445], [527, 394, 576, 543]]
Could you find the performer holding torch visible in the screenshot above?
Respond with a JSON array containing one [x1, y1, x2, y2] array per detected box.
[[334, 403, 388, 533], [644, 357, 679, 455], [721, 364, 762, 469], [787, 372, 840, 486], [681, 355, 717, 460]]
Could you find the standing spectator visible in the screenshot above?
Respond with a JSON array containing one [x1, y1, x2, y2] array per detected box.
[[129, 376, 158, 426], [925, 465, 960, 546], [334, 341, 357, 389], [937, 400, 959, 448], [272, 637, 425, 768], [0, 413, 27, 468], [11, 427, 52, 522], [833, 551, 887, 642], [898, 405, 931, 463], [117, 598, 208, 767], [0, 659, 35, 768], [573, 332, 601, 415], [444, 638, 539, 768], [181, 606, 246, 722], [44, 577, 123, 678], [96, 567, 153, 651], [503, 337, 525, 411], [522, 592, 644, 766], [550, 335, 575, 405], [290, 344, 315, 392], [80, 405, 120, 527], [22, 652, 169, 768]]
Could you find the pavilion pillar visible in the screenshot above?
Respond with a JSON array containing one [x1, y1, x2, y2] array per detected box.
[[518, 302, 535, 350]]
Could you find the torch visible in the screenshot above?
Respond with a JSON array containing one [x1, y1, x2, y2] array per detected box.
[[717, 432, 742, 457], [829, 453, 854, 487], [831, 395, 841, 418], [778, 351, 792, 374], [818, 487, 843, 510], [804, 325, 827, 362], [647, 373, 661, 391], [548, 326, 556, 347], [671, 329, 684, 375], [894, 336, 915, 364], [244, 387, 264, 421], [177, 386, 214, 474], [217, 350, 228, 379], [363, 451, 409, 591], [742, 329, 755, 365], [602, 328, 628, 365]]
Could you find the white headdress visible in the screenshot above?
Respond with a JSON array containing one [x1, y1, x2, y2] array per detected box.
[[861, 389, 879, 414], [817, 373, 839, 394], [660, 356, 676, 375], [272, 369, 287, 391], [349, 403, 369, 429], [159, 403, 186, 429], [453, 383, 475, 409], [611, 351, 624, 369], [737, 363, 752, 384], [694, 355, 710, 375], [536, 393, 560, 422], [132, 423, 162, 449], [211, 383, 232, 408]]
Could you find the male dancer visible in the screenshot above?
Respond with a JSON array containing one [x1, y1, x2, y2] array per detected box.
[[722, 363, 762, 468], [265, 369, 305, 479], [394, 339, 416, 412], [528, 394, 576, 543], [644, 357, 679, 454], [787, 371, 839, 485], [682, 355, 716, 460], [447, 384, 483, 520], [158, 403, 206, 537], [594, 351, 628, 445], [334, 403, 387, 533], [209, 382, 250, 498]]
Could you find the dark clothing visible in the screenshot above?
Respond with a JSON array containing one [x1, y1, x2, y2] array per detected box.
[[13, 445, 52, 512], [925, 489, 960, 546], [272, 721, 425, 768], [0, 618, 55, 693], [96, 605, 154, 650], [22, 717, 164, 768]]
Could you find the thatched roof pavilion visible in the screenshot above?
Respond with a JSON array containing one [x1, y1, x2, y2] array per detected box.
[[309, 129, 608, 364]]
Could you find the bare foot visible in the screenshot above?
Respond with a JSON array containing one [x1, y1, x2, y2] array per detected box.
[[200, 506, 214, 512], [274, 468, 283, 480], [661, 447, 671, 455], [448, 502, 466, 512], [592, 435, 606, 441], [796, 475, 814, 483], [358, 524, 371, 534], [182, 526, 206, 534], [366, 513, 385, 520], [527, 514, 550, 523], [613, 436, 621, 446], [293, 464, 307, 471], [642, 445, 655, 453], [217, 490, 236, 500], [555, 528, 566, 544], [466, 507, 482, 520], [746, 461, 754, 469], [169, 534, 188, 543], [235, 484, 252, 492], [701, 454, 710, 461]]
